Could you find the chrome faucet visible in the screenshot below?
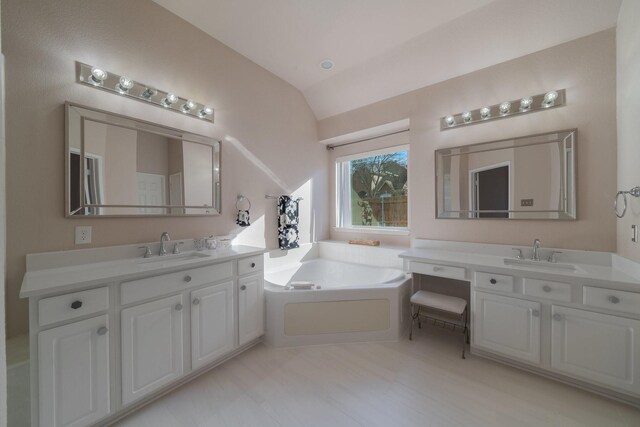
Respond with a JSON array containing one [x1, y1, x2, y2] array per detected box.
[[532, 238, 541, 261], [159, 232, 171, 256]]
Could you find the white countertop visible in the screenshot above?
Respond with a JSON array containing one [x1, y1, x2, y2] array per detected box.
[[20, 245, 267, 298], [399, 247, 640, 291]]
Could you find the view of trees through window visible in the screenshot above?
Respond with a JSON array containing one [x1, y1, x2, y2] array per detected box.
[[349, 150, 408, 227]]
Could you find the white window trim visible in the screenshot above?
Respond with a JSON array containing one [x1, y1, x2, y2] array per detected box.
[[335, 144, 410, 232]]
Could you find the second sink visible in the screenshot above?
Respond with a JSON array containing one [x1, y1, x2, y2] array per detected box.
[[503, 257, 583, 273]]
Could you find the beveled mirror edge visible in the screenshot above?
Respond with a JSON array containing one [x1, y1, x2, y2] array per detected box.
[[434, 128, 577, 220], [64, 101, 222, 218]]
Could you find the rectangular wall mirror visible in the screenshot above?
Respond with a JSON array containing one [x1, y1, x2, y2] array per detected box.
[[436, 129, 576, 220], [66, 102, 221, 217]]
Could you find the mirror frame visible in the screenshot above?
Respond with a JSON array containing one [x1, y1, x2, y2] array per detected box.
[[65, 102, 221, 217], [435, 128, 577, 220]]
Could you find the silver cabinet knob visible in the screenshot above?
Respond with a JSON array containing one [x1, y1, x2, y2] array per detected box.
[[97, 327, 108, 336], [184, 275, 192, 283], [175, 303, 183, 311], [250, 262, 256, 268], [542, 285, 552, 293], [608, 295, 620, 304], [532, 309, 540, 317], [552, 313, 563, 321], [240, 285, 247, 291], [433, 266, 442, 272], [192, 298, 200, 306]]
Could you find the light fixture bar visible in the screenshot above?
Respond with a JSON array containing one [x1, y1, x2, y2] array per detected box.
[[76, 62, 214, 123], [440, 89, 566, 131]]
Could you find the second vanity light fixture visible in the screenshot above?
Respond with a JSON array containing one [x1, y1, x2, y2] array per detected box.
[[76, 62, 214, 122], [441, 89, 565, 131]]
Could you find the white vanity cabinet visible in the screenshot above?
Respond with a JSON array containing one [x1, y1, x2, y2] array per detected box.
[[473, 291, 541, 364], [23, 247, 266, 427], [121, 294, 184, 406], [238, 273, 265, 346], [190, 281, 235, 369], [551, 305, 640, 395], [38, 315, 111, 427]]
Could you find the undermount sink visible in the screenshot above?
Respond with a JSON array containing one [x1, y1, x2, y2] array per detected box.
[[136, 252, 211, 268], [503, 257, 583, 273]]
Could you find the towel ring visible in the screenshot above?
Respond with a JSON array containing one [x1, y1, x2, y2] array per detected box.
[[236, 195, 251, 210], [615, 187, 640, 218]]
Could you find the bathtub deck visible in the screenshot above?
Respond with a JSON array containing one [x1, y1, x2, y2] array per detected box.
[[116, 325, 640, 427]]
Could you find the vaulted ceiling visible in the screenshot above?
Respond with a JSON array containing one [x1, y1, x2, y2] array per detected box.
[[153, 0, 622, 120]]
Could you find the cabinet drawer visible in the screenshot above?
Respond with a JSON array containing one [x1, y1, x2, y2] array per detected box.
[[39, 287, 109, 327], [238, 255, 263, 276], [410, 261, 466, 280], [121, 262, 233, 305], [474, 272, 514, 293], [523, 278, 572, 302], [583, 287, 640, 315]]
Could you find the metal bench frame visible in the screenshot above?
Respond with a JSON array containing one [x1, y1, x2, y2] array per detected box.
[[409, 302, 469, 359]]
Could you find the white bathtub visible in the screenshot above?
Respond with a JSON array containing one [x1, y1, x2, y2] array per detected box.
[[264, 258, 412, 347]]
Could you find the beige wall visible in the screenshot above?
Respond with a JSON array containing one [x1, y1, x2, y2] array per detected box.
[[321, 30, 617, 250], [616, 0, 640, 262], [2, 0, 328, 337]]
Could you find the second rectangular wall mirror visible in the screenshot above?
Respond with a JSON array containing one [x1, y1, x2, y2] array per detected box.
[[436, 129, 576, 220], [66, 103, 221, 217]]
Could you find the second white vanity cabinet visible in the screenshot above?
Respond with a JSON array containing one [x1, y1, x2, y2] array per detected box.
[[190, 281, 235, 370], [473, 291, 541, 364], [22, 246, 266, 427], [121, 294, 184, 406]]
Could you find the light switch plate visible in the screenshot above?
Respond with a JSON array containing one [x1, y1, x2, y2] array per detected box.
[[75, 226, 92, 244]]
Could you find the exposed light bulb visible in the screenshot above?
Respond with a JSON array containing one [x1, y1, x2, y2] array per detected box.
[[542, 90, 558, 107], [520, 96, 533, 111], [141, 87, 157, 99], [162, 92, 178, 107], [445, 115, 456, 127], [90, 66, 107, 85], [199, 106, 213, 118], [182, 100, 197, 112], [499, 101, 511, 115], [116, 76, 134, 93], [480, 107, 491, 119], [461, 111, 472, 123]]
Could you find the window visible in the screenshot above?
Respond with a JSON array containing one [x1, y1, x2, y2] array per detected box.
[[336, 145, 409, 231]]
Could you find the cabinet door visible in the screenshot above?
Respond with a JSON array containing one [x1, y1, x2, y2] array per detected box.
[[473, 291, 541, 364], [121, 294, 184, 406], [238, 274, 264, 346], [551, 305, 640, 394], [191, 281, 235, 370], [38, 315, 110, 427]]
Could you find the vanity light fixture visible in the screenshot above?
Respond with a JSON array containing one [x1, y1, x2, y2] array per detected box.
[[116, 76, 134, 93], [440, 89, 566, 131], [90, 66, 108, 85], [76, 61, 214, 122]]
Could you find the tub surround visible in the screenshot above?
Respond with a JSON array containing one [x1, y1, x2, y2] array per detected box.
[[20, 241, 266, 427], [401, 238, 640, 405]]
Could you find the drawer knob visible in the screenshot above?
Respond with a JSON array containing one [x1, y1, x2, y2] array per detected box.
[[489, 278, 497, 284], [192, 298, 200, 306], [542, 285, 552, 293], [553, 313, 564, 321], [608, 296, 620, 304], [250, 262, 256, 268], [97, 327, 108, 336], [184, 275, 192, 283], [433, 267, 442, 272], [70, 300, 83, 310], [175, 303, 183, 311], [240, 285, 247, 291], [532, 309, 540, 317]]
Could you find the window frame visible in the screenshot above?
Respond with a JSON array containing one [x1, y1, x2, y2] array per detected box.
[[335, 144, 410, 234]]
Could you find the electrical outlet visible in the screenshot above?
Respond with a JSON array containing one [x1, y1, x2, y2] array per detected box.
[[520, 198, 534, 207], [75, 226, 92, 244]]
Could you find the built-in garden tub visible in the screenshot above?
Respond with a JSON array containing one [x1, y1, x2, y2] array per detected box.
[[264, 258, 412, 347]]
